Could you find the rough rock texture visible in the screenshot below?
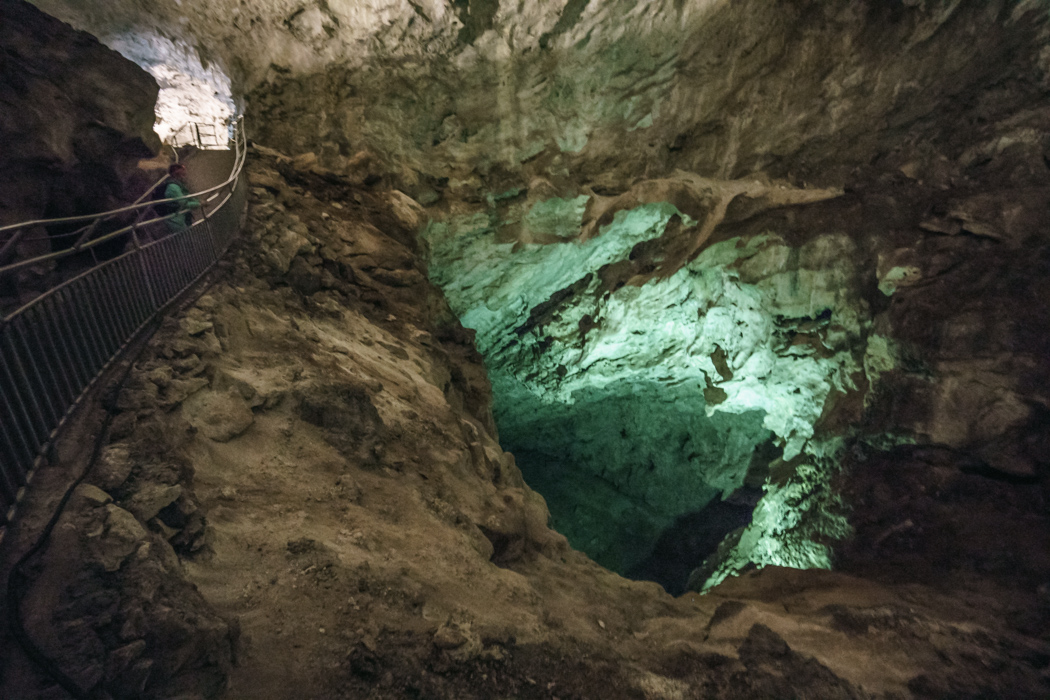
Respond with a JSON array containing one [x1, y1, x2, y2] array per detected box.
[[35, 2, 1050, 190], [58, 0, 1044, 596], [0, 0, 160, 308], [4, 1, 1050, 697], [0, 0, 159, 225], [4, 149, 1049, 699], [12, 481, 235, 699], [396, 0, 1050, 596]]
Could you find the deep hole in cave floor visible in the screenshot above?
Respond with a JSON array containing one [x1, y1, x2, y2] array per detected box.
[[420, 188, 880, 596], [494, 380, 783, 595]]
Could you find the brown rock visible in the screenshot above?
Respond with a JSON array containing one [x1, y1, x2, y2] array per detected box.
[[433, 623, 468, 650], [249, 168, 285, 191], [74, 483, 113, 508], [126, 484, 183, 522], [182, 388, 255, 442], [91, 443, 135, 492], [90, 505, 149, 573]]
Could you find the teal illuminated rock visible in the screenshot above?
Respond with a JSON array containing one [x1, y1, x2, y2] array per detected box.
[[424, 186, 882, 586]]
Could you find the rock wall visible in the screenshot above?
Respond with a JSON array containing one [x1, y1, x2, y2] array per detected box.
[[3, 2, 1050, 695], [0, 0, 159, 306], [406, 1, 1050, 593], [4, 143, 1049, 700], [0, 0, 159, 225], [30, 0, 1050, 596], [34, 2, 1049, 186]]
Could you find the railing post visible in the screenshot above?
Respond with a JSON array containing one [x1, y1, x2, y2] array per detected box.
[[201, 202, 220, 260], [0, 229, 24, 266], [72, 219, 100, 251], [0, 327, 38, 469], [1, 331, 49, 444], [134, 232, 160, 313], [25, 305, 75, 407]]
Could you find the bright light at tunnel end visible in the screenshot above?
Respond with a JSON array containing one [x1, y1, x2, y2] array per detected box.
[[107, 31, 236, 144]]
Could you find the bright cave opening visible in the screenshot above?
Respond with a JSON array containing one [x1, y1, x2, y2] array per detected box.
[[106, 30, 236, 145], [424, 190, 874, 594]]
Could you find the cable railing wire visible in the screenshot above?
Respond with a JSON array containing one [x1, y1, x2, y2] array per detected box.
[[6, 143, 184, 249], [0, 121, 244, 276], [0, 116, 248, 528]]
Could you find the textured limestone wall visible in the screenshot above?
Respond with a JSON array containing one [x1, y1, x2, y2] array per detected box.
[[37, 2, 1050, 184], [0, 0, 158, 226], [6, 145, 1049, 700], [0, 0, 161, 312], [412, 1, 1050, 590]]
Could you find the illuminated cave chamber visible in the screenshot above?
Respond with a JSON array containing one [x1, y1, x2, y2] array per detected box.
[[107, 32, 236, 144], [426, 194, 872, 593], [5, 1, 1050, 697]]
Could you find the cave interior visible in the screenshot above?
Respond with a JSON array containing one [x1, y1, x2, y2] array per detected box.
[[2, 1, 1050, 698]]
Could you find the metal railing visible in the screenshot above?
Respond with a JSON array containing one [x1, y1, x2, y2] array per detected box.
[[169, 119, 232, 150], [0, 117, 248, 524]]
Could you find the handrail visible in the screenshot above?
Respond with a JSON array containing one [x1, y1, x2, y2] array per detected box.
[[0, 116, 249, 527], [0, 120, 241, 232], [169, 119, 230, 150], [2, 145, 220, 248], [6, 144, 183, 248], [131, 173, 171, 206], [0, 118, 241, 246]]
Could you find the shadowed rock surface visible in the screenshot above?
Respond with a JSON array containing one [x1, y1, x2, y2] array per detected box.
[[2, 1, 1050, 698], [0, 0, 160, 310]]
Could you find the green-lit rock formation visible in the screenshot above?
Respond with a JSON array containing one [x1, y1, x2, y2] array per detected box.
[[424, 173, 880, 587], [5, 1, 1050, 697], [31, 0, 1050, 595]]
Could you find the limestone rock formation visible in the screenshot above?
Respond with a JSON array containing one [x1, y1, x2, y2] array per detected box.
[[0, 0, 160, 309], [3, 1, 1050, 698], [3, 140, 1045, 700], [0, 0, 159, 226]]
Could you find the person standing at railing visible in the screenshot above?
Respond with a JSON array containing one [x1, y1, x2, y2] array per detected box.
[[163, 163, 200, 233]]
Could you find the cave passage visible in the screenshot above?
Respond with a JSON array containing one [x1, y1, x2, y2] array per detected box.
[[106, 29, 236, 143], [6, 1, 1050, 697]]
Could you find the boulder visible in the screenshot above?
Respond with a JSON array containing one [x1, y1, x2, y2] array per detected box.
[[89, 442, 134, 493], [126, 484, 183, 522], [88, 505, 149, 573], [181, 388, 255, 442]]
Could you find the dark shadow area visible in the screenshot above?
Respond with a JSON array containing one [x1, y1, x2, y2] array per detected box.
[[496, 381, 772, 584], [626, 487, 761, 595]]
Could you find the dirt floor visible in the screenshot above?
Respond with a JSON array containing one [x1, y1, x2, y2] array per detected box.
[[2, 147, 1049, 699]]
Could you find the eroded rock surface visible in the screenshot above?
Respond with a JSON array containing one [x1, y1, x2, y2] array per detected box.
[[0, 0, 160, 310], [0, 0, 159, 217], [5, 147, 1049, 700], [3, 1, 1050, 698]]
